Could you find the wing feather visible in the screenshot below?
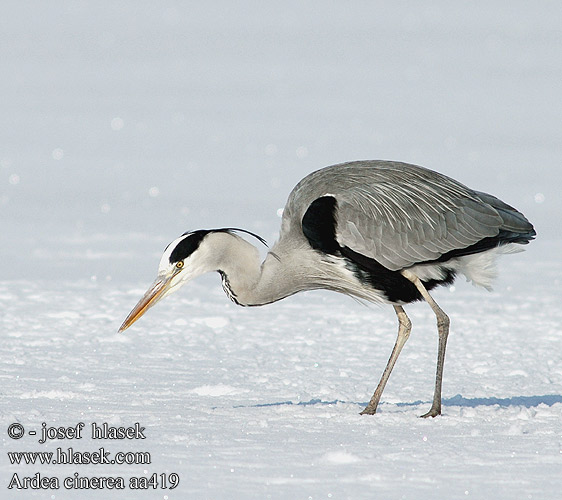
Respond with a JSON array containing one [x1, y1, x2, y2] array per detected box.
[[284, 161, 534, 271]]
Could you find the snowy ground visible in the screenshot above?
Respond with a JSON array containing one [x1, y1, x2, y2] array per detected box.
[[2, 2, 561, 499]]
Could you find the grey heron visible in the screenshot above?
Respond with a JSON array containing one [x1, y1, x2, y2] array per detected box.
[[119, 160, 535, 417]]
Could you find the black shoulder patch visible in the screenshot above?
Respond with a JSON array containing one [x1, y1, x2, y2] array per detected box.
[[301, 196, 340, 255], [169, 230, 210, 264]]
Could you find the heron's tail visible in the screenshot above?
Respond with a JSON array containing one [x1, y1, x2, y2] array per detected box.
[[473, 190, 536, 245]]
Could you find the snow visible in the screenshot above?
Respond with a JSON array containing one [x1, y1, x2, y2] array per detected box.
[[2, 1, 562, 499]]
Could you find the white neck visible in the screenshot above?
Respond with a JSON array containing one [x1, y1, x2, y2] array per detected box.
[[203, 231, 379, 307], [205, 233, 284, 306], [204, 232, 326, 306]]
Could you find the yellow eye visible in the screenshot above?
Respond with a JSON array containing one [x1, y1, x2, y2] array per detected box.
[[175, 261, 184, 269]]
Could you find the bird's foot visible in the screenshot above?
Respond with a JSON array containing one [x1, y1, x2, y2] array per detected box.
[[420, 405, 441, 418], [359, 404, 378, 415]]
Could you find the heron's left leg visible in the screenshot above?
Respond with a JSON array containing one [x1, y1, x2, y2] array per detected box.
[[360, 305, 412, 415], [402, 270, 450, 418]]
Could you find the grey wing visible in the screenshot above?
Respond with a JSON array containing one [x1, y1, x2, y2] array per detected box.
[[286, 161, 533, 271], [331, 167, 509, 271]]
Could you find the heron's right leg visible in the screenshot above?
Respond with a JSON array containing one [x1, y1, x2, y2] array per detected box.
[[402, 269, 450, 418], [360, 305, 411, 415]]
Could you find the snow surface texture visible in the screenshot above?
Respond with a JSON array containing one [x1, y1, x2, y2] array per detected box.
[[1, 1, 561, 499]]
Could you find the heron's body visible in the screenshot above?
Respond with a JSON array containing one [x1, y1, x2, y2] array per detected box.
[[120, 160, 535, 417]]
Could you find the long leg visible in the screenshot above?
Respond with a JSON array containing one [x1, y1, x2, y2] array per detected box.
[[402, 270, 450, 418], [360, 305, 412, 415]]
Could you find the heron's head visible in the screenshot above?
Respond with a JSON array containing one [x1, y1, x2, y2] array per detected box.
[[118, 228, 266, 332], [118, 230, 217, 332]]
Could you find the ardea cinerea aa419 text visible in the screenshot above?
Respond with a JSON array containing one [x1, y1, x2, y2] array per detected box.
[[119, 160, 535, 417]]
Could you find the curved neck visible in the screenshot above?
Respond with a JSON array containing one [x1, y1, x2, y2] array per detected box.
[[211, 233, 306, 307], [207, 231, 394, 307]]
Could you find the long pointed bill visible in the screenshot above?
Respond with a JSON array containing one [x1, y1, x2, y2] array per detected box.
[[119, 275, 174, 332]]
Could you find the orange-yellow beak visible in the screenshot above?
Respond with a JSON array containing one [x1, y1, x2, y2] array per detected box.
[[118, 274, 175, 332]]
